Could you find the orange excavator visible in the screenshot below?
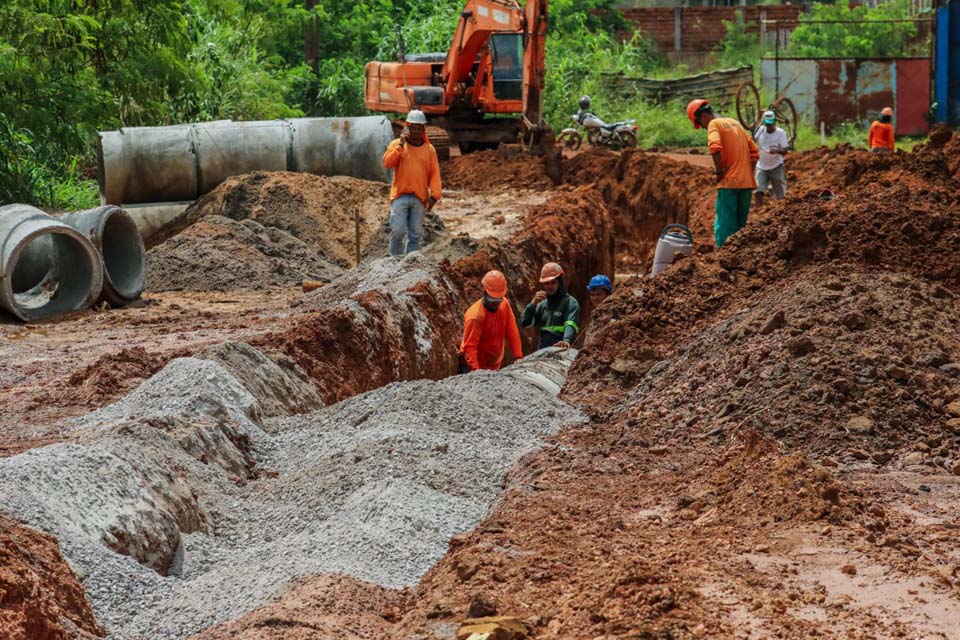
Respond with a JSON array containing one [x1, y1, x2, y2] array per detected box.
[[364, 0, 554, 159]]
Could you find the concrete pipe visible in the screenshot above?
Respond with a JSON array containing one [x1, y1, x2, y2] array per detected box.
[[98, 124, 199, 206], [98, 117, 394, 206], [61, 206, 146, 306], [288, 116, 393, 183], [192, 120, 291, 195], [0, 205, 103, 322]]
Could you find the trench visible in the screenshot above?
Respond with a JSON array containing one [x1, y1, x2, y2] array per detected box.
[[0, 151, 707, 639]]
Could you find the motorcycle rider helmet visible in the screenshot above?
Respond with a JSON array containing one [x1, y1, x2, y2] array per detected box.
[[578, 95, 591, 110]]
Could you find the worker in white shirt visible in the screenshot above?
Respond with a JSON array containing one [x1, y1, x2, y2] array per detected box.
[[753, 110, 789, 206]]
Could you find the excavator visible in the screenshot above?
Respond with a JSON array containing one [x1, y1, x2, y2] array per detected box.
[[364, 0, 559, 178]]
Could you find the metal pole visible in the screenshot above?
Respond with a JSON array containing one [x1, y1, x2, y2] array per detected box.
[[936, 7, 947, 123], [775, 21, 780, 97]]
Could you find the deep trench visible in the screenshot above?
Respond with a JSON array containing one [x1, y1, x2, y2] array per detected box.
[[0, 152, 703, 639]]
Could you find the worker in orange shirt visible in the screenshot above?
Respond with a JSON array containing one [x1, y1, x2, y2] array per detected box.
[[459, 270, 524, 373], [382, 109, 442, 256], [687, 99, 760, 248], [868, 107, 895, 153]]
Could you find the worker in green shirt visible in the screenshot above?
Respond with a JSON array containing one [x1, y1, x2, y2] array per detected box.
[[520, 262, 581, 349]]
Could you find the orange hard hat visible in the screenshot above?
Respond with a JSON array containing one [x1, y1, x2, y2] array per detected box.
[[881, 107, 893, 117], [539, 262, 564, 283], [481, 270, 508, 298], [687, 99, 709, 129]]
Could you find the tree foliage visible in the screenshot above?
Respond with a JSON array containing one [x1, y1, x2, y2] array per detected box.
[[786, 0, 923, 58], [1, 0, 661, 207]]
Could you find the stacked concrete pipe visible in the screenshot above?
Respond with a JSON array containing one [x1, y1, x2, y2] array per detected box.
[[0, 204, 103, 322], [61, 206, 146, 306], [98, 117, 395, 207]]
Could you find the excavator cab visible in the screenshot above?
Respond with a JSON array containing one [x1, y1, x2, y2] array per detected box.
[[490, 34, 522, 101]]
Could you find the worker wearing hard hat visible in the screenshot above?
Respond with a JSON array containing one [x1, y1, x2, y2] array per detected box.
[[753, 109, 789, 206], [869, 107, 895, 153], [687, 99, 760, 248], [521, 262, 581, 349], [382, 109, 442, 256], [587, 274, 613, 306], [459, 270, 523, 372]]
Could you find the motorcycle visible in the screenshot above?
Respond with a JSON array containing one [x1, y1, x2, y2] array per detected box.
[[557, 111, 638, 150]]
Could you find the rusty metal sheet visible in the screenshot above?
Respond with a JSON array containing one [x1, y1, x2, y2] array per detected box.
[[761, 59, 818, 124], [895, 59, 931, 135], [816, 60, 861, 127], [856, 60, 896, 123], [761, 56, 932, 132]]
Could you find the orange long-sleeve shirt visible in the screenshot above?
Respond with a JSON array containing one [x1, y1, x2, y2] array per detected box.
[[707, 117, 760, 190], [460, 298, 523, 371], [382, 138, 442, 205], [868, 121, 895, 151]]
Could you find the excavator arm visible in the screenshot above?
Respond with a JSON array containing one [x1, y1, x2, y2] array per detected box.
[[441, 0, 524, 102], [521, 0, 548, 137]]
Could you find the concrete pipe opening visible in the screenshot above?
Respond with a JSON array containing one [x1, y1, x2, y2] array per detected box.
[[61, 206, 146, 305], [0, 205, 103, 322]]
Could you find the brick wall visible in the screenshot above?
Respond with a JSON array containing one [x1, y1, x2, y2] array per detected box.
[[622, 5, 805, 53]]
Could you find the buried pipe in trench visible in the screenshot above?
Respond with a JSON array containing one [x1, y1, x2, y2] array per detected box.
[[61, 206, 146, 306], [0, 204, 103, 322]]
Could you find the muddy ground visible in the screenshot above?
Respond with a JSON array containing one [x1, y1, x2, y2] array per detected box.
[[3, 134, 960, 639]]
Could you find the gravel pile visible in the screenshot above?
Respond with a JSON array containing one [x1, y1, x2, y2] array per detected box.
[[146, 215, 343, 292], [0, 347, 584, 639]]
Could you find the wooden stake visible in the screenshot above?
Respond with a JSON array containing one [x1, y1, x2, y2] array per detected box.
[[820, 121, 826, 146], [355, 204, 361, 267]]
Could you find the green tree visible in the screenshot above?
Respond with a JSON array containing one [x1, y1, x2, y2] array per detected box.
[[786, 0, 921, 58]]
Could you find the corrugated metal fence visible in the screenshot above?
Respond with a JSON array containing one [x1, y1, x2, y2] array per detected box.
[[760, 58, 931, 135], [603, 66, 753, 108]]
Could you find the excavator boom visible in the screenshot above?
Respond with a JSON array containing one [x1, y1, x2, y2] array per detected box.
[[364, 0, 552, 151]]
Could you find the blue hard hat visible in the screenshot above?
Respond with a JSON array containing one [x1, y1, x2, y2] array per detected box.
[[587, 274, 613, 293]]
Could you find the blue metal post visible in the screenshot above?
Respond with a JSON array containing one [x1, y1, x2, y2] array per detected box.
[[951, 0, 960, 125], [935, 7, 949, 123]]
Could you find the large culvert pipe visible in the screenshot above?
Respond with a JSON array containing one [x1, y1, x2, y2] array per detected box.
[[61, 206, 146, 306], [98, 124, 200, 206], [192, 120, 290, 195], [288, 116, 393, 183], [98, 117, 394, 205], [0, 205, 103, 322]]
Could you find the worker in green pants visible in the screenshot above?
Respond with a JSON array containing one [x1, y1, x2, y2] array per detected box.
[[686, 99, 760, 247]]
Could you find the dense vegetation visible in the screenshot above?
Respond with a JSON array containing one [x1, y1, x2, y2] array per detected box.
[[0, 0, 930, 208]]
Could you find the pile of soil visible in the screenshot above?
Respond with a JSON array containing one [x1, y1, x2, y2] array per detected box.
[[146, 216, 343, 292], [442, 149, 557, 191], [569, 139, 960, 412], [0, 515, 104, 640], [67, 347, 172, 407], [193, 574, 401, 640], [179, 171, 390, 267]]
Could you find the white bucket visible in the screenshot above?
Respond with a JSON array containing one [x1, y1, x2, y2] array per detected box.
[[651, 224, 693, 276]]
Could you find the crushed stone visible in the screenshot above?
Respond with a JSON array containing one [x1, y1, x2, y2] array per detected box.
[[0, 347, 585, 639]]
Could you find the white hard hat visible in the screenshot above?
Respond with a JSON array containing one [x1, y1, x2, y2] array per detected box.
[[762, 110, 776, 123], [406, 110, 427, 125]]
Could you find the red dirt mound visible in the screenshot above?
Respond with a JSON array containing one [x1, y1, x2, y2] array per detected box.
[[192, 574, 402, 640], [178, 172, 389, 266], [67, 347, 171, 407], [0, 515, 104, 640], [442, 149, 557, 191], [568, 142, 960, 413]]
